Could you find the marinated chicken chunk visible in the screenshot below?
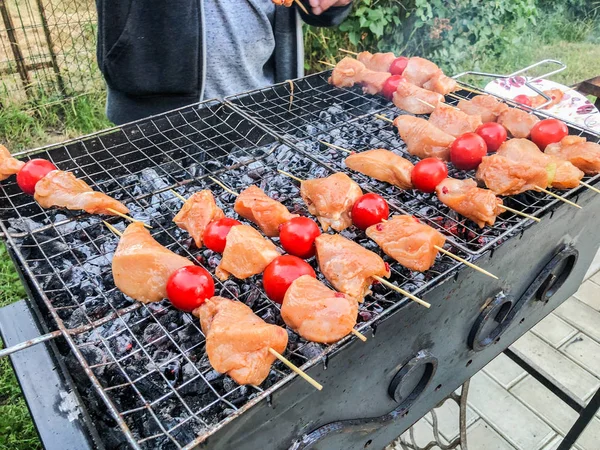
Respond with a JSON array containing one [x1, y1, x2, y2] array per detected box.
[[357, 51, 396, 73], [429, 104, 483, 137], [497, 108, 540, 138], [546, 136, 600, 175], [529, 89, 564, 109], [366, 216, 446, 272], [456, 95, 509, 123], [281, 275, 358, 344], [393, 78, 444, 114], [196, 296, 288, 386], [423, 72, 458, 95], [328, 57, 391, 95], [393, 116, 455, 161], [402, 57, 441, 87], [216, 225, 280, 281], [344, 149, 414, 189], [476, 154, 549, 195], [112, 223, 193, 303], [234, 185, 298, 237], [173, 190, 224, 248], [436, 178, 503, 228], [34, 170, 129, 215], [315, 234, 390, 301], [300, 173, 363, 232], [0, 145, 24, 181]]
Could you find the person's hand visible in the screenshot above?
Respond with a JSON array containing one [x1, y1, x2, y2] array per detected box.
[[308, 0, 352, 15]]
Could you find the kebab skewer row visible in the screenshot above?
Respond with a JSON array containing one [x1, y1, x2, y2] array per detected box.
[[103, 220, 324, 390], [170, 186, 369, 343]]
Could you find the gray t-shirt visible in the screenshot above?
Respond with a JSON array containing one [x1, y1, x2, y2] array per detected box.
[[203, 0, 277, 100]]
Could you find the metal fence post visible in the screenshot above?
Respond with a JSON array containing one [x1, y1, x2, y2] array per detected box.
[[35, 0, 65, 95], [0, 0, 32, 97]]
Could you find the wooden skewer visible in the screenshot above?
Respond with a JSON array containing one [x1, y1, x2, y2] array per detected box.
[[170, 189, 187, 202], [293, 0, 309, 15], [372, 276, 431, 308], [579, 180, 600, 195], [374, 114, 394, 124], [498, 205, 541, 223], [268, 348, 323, 390], [277, 169, 305, 183], [534, 186, 582, 209], [319, 141, 352, 154], [351, 329, 367, 342], [106, 208, 152, 229], [318, 60, 336, 68], [103, 220, 123, 237], [433, 246, 498, 280], [339, 48, 358, 56], [415, 98, 460, 111], [209, 176, 239, 196], [287, 79, 294, 112]]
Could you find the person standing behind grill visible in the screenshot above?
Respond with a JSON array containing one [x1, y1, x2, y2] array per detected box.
[[95, 0, 352, 125]]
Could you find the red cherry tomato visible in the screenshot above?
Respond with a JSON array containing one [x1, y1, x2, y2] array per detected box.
[[382, 75, 406, 100], [166, 266, 215, 312], [530, 118, 569, 150], [513, 94, 532, 107], [450, 133, 488, 170], [202, 218, 241, 253], [475, 122, 507, 153], [263, 255, 316, 304], [279, 217, 321, 259], [351, 193, 389, 230], [389, 57, 409, 76], [17, 159, 57, 195], [411, 158, 448, 193]]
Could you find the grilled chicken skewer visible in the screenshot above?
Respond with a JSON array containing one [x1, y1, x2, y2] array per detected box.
[[0, 145, 25, 181], [105, 222, 322, 389]]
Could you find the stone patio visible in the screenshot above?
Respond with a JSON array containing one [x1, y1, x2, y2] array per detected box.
[[389, 254, 600, 450]]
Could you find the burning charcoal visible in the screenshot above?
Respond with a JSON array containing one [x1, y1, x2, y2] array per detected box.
[[221, 280, 240, 298], [143, 323, 169, 347], [162, 360, 182, 386], [80, 344, 107, 373], [358, 310, 373, 322], [114, 335, 133, 355], [299, 342, 324, 360], [7, 217, 43, 234], [243, 285, 261, 308]]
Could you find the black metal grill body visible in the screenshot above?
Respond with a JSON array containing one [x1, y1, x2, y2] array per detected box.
[[0, 72, 599, 450]]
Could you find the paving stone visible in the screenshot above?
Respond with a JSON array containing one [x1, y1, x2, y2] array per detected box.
[[389, 417, 447, 449], [555, 297, 600, 344], [468, 372, 554, 450], [512, 331, 600, 401], [466, 420, 518, 450], [423, 397, 478, 442], [560, 333, 600, 378], [531, 313, 577, 348], [483, 352, 527, 389], [573, 280, 600, 311], [540, 435, 582, 450], [511, 376, 600, 450]]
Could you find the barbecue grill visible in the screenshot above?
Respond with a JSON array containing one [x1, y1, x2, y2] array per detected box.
[[1, 67, 600, 450]]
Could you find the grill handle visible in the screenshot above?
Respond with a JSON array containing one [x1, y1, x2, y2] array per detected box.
[[0, 329, 62, 358]]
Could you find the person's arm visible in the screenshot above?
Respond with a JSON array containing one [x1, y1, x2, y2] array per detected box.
[[297, 0, 352, 27]]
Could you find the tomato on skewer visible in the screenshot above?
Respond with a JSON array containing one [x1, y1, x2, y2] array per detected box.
[[389, 57, 409, 76], [279, 217, 321, 259], [411, 158, 448, 193], [351, 193, 389, 230], [450, 133, 487, 170], [530, 118, 568, 150], [513, 94, 532, 107], [166, 266, 215, 312], [475, 122, 507, 153], [263, 255, 316, 304], [203, 218, 241, 253], [382, 75, 406, 100], [17, 159, 57, 195]]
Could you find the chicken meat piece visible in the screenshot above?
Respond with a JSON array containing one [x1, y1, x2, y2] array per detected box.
[[546, 136, 600, 175], [393, 78, 445, 115], [216, 225, 280, 281], [402, 57, 441, 87], [344, 149, 414, 190], [0, 145, 24, 181], [315, 233, 390, 301], [497, 139, 583, 190], [456, 95, 509, 123], [497, 108, 540, 138], [34, 170, 129, 215], [112, 223, 193, 303], [393, 115, 455, 161], [300, 172, 363, 232], [428, 104, 483, 137], [366, 215, 446, 272], [234, 185, 298, 237], [173, 190, 224, 248], [196, 296, 288, 386], [436, 178, 503, 228], [423, 72, 458, 95], [272, 0, 293, 6], [528, 89, 565, 109], [476, 154, 549, 195], [328, 57, 391, 95], [281, 275, 358, 344], [357, 51, 396, 73]]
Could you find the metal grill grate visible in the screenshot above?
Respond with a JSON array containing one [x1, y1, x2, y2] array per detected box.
[[0, 100, 461, 449], [227, 72, 600, 255]]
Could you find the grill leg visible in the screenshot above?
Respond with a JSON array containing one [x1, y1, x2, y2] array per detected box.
[[556, 388, 600, 450]]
